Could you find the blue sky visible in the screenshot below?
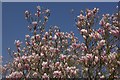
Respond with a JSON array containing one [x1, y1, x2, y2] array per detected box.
[[2, 2, 118, 64]]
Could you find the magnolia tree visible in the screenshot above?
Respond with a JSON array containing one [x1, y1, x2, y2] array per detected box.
[[2, 6, 120, 79]]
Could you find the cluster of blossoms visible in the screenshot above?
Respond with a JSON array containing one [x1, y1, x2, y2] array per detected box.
[[76, 7, 120, 79], [2, 6, 120, 79], [4, 30, 81, 78]]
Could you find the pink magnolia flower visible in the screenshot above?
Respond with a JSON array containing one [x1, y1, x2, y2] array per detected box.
[[32, 21, 38, 27], [40, 52, 44, 57], [97, 40, 105, 49], [66, 66, 70, 73], [100, 40, 105, 45], [53, 34, 57, 40], [32, 53, 36, 56], [87, 12, 92, 18], [22, 55, 28, 62], [25, 10, 30, 19], [25, 35, 30, 38], [53, 71, 62, 78], [77, 14, 85, 20], [24, 64, 29, 70], [110, 29, 119, 37], [55, 62, 60, 67], [18, 63, 22, 69], [93, 8, 99, 14], [77, 21, 82, 28], [99, 19, 105, 26], [36, 11, 41, 17], [54, 48, 60, 53], [49, 47, 54, 52], [70, 69, 77, 76], [14, 57, 21, 62], [56, 32, 61, 37], [81, 56, 88, 64], [95, 56, 99, 62], [25, 10, 29, 15], [97, 28, 105, 35], [86, 9, 92, 18], [14, 61, 18, 66], [37, 6, 41, 11], [14, 40, 22, 47], [60, 54, 66, 61], [34, 54, 40, 61], [42, 61, 48, 68], [33, 72, 38, 78], [17, 71, 23, 78], [72, 43, 80, 49], [25, 42, 29, 46], [93, 31, 102, 39], [80, 29, 88, 35], [108, 53, 117, 60], [86, 54, 93, 60], [89, 33, 94, 38], [81, 43, 87, 51], [45, 9, 50, 14], [101, 55, 107, 62], [42, 73, 49, 79], [105, 23, 111, 30], [36, 34, 40, 41]]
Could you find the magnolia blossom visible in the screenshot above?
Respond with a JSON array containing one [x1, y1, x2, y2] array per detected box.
[[14, 57, 21, 62], [95, 56, 99, 62], [32, 21, 38, 26], [60, 54, 66, 61], [36, 34, 40, 40], [25, 10, 30, 19], [34, 54, 40, 61], [93, 8, 99, 13], [55, 62, 60, 67], [80, 29, 88, 35], [86, 9, 92, 18], [108, 53, 117, 60], [25, 10, 29, 14], [99, 40, 105, 46], [18, 63, 22, 69], [101, 55, 107, 62], [97, 40, 106, 49], [81, 43, 87, 51], [97, 28, 105, 35], [25, 35, 30, 38], [45, 9, 50, 13], [33, 72, 38, 78], [42, 73, 49, 79], [77, 14, 85, 20], [37, 6, 41, 10], [72, 43, 80, 49], [53, 71, 62, 78], [14, 40, 22, 47], [93, 32, 102, 39], [42, 61, 48, 68], [110, 29, 119, 37], [86, 54, 93, 60], [53, 34, 57, 40], [24, 64, 29, 70], [105, 23, 111, 29], [22, 55, 28, 61]]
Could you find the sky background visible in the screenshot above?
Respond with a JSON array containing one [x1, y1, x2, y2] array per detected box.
[[2, 2, 118, 65]]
